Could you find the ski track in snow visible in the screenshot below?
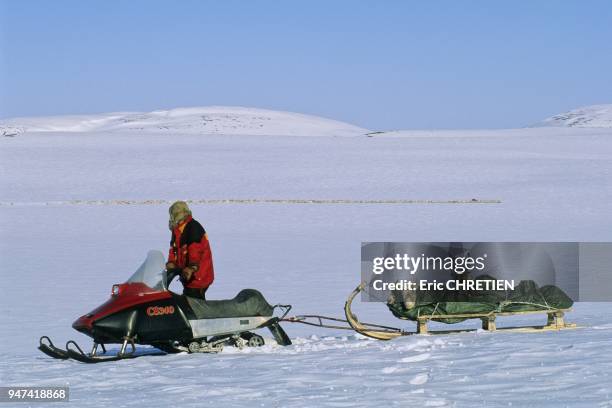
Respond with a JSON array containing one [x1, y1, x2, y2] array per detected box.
[[0, 198, 502, 207], [1, 126, 612, 407]]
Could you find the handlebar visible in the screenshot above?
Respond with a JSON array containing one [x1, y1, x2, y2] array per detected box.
[[164, 268, 181, 288]]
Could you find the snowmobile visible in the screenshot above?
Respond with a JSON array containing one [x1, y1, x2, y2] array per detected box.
[[39, 250, 292, 363]]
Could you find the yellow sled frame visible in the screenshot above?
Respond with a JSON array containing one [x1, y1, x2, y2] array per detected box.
[[344, 283, 578, 340]]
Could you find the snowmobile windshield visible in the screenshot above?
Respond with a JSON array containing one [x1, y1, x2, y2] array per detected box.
[[126, 250, 167, 291]]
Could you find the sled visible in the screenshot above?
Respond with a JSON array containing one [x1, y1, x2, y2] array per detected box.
[[344, 284, 578, 340], [412, 308, 576, 335]]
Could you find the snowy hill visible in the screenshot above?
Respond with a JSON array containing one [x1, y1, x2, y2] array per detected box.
[[0, 106, 368, 137], [533, 104, 612, 128]]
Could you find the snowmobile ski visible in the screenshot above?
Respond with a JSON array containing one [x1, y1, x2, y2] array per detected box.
[[38, 336, 69, 360], [64, 340, 166, 363], [39, 336, 166, 363]]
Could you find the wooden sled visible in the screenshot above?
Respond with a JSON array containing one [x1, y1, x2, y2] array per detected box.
[[344, 283, 578, 340]]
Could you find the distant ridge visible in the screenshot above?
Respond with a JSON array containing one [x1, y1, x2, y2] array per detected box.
[[0, 106, 368, 137], [532, 104, 612, 128]]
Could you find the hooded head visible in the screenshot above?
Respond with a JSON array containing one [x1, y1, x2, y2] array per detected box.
[[169, 201, 192, 230]]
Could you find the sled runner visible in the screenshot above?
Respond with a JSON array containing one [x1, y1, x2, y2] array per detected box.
[[412, 308, 575, 335], [344, 284, 578, 340], [39, 251, 292, 363]]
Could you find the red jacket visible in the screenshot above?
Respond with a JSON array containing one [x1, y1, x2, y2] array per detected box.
[[168, 216, 214, 289]]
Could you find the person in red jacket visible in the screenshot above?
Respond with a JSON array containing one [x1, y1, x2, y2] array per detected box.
[[165, 201, 214, 299]]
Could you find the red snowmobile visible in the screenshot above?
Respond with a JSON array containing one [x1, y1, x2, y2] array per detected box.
[[39, 250, 292, 363]]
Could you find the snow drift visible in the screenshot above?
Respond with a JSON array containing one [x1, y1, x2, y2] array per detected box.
[[533, 104, 612, 128], [0, 106, 369, 137]]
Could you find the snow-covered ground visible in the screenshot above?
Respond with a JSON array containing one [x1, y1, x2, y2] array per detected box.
[[1, 108, 612, 407]]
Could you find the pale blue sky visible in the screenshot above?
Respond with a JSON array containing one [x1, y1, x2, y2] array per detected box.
[[1, 0, 611, 129]]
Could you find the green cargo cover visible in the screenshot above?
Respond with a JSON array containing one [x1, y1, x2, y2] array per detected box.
[[387, 276, 573, 324]]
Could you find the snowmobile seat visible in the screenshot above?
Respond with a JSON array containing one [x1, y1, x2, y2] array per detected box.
[[186, 289, 274, 319]]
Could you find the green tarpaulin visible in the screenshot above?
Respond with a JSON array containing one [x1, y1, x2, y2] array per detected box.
[[387, 276, 573, 324]]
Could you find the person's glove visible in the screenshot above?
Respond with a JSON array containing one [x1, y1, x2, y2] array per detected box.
[[181, 266, 196, 282]]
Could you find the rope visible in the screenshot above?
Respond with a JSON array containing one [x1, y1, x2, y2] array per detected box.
[[283, 315, 402, 332]]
